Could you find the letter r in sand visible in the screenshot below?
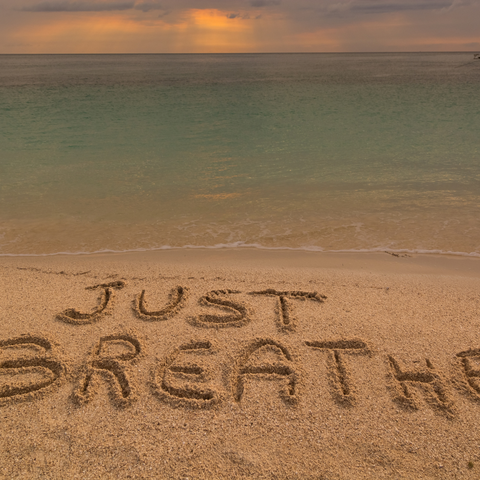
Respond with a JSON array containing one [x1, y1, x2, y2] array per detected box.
[[73, 333, 142, 407]]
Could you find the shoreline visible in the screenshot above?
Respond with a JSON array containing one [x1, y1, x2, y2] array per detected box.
[[2, 247, 479, 277], [1, 249, 480, 478], [2, 245, 479, 259]]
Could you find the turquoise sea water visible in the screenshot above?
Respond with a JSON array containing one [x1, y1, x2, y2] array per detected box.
[[1, 53, 479, 256]]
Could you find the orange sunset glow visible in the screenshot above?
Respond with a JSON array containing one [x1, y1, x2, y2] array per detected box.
[[1, 1, 479, 53]]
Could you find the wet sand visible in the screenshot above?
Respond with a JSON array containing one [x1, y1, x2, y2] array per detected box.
[[1, 250, 480, 479]]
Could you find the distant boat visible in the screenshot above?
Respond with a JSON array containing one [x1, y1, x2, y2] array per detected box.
[[474, 54, 480, 59]]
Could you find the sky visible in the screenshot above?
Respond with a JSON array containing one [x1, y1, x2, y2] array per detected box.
[[1, 0, 479, 53]]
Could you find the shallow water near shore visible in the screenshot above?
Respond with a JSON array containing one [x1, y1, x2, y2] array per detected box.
[[1, 52, 479, 256]]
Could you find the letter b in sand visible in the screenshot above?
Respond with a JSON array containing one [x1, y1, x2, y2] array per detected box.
[[0, 335, 65, 404]]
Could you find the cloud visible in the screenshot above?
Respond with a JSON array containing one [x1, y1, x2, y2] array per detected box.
[[250, 0, 280, 7], [226, 12, 251, 19], [351, 1, 452, 14], [134, 1, 163, 12], [21, 0, 474, 16], [22, 0, 163, 12], [439, 0, 478, 12], [23, 1, 134, 11], [5, 0, 480, 53], [322, 0, 465, 16]]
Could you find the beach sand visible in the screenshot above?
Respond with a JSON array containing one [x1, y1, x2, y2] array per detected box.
[[1, 249, 480, 479]]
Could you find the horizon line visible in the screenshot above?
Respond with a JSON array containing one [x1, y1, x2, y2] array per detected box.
[[1, 51, 479, 55]]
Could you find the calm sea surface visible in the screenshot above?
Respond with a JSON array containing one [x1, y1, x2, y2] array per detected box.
[[1, 53, 479, 256]]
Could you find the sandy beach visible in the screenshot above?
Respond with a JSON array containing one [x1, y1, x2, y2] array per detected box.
[[1, 249, 480, 479]]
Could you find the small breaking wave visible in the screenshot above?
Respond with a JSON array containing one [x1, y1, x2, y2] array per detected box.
[[0, 242, 479, 258]]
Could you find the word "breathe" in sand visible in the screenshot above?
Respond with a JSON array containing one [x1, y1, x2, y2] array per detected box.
[[2, 331, 480, 418]]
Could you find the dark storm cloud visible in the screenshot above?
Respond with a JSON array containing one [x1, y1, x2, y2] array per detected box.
[[22, 0, 163, 12]]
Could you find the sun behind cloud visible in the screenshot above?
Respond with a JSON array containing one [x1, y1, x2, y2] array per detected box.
[[1, 0, 479, 53], [184, 9, 256, 52], [8, 7, 263, 53]]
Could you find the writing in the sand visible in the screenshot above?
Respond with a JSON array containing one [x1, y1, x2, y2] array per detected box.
[[55, 281, 327, 332], [2, 281, 479, 416], [1, 331, 480, 418]]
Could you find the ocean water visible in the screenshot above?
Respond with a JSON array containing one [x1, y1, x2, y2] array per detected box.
[[1, 53, 479, 256]]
